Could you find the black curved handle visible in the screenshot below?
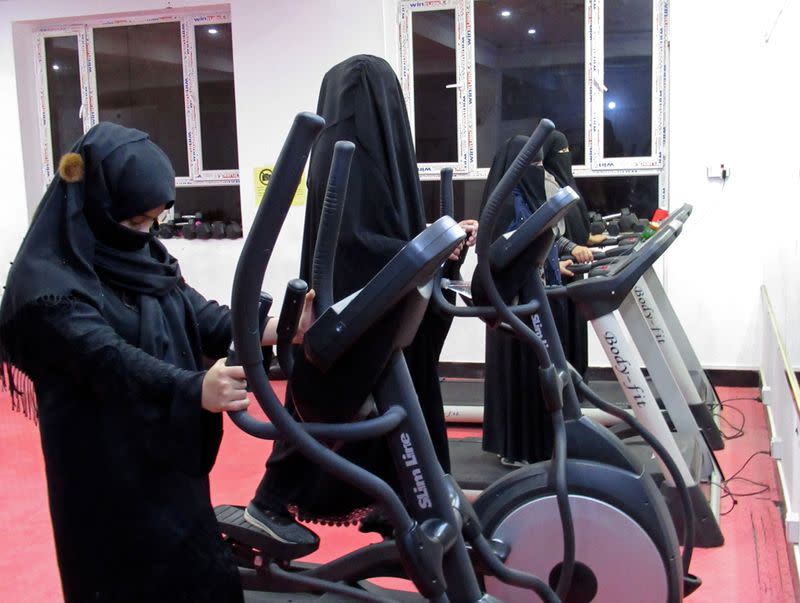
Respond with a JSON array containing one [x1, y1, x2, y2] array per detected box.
[[276, 278, 309, 378], [277, 278, 309, 341], [312, 140, 355, 315], [230, 112, 325, 368], [473, 118, 555, 368], [440, 167, 454, 218], [475, 119, 555, 262]]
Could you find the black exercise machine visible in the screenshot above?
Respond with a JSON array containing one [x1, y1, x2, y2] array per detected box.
[[216, 114, 699, 601]]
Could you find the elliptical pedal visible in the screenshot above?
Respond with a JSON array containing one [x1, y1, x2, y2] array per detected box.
[[215, 505, 320, 560]]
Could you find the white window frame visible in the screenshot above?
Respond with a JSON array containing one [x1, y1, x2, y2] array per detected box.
[[34, 9, 239, 193], [398, 0, 670, 208], [398, 0, 471, 178]]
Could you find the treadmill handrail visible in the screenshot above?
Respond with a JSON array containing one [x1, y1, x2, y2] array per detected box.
[[565, 212, 687, 320]]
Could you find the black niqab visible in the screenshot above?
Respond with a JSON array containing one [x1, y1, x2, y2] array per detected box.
[[478, 135, 559, 463], [542, 130, 590, 376], [542, 129, 590, 245], [0, 122, 242, 601], [1, 122, 177, 415], [478, 135, 546, 244], [300, 54, 426, 295]]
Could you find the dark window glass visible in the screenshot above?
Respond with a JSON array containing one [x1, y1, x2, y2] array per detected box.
[[604, 0, 653, 157], [576, 174, 659, 220], [44, 36, 82, 173], [475, 0, 585, 167], [174, 185, 241, 224], [195, 23, 238, 170], [412, 10, 458, 163], [93, 22, 189, 175], [420, 179, 487, 222]]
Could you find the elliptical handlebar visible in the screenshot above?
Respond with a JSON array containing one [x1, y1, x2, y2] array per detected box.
[[228, 112, 324, 436], [312, 140, 355, 315], [473, 118, 556, 368], [440, 167, 455, 219], [230, 112, 325, 368], [226, 111, 416, 551]]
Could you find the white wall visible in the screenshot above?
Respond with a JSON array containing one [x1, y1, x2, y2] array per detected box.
[[2, 0, 798, 369], [668, 0, 800, 369]]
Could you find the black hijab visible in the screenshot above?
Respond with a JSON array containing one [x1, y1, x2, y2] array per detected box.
[[479, 135, 546, 245], [300, 54, 427, 298], [0, 122, 178, 417], [542, 130, 590, 245]]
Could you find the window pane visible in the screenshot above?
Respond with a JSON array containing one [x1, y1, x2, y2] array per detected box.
[[420, 179, 487, 222], [195, 23, 238, 170], [174, 185, 241, 224], [412, 10, 458, 163], [44, 36, 82, 173], [604, 0, 653, 157], [576, 175, 658, 221], [475, 0, 585, 168], [93, 22, 189, 175]]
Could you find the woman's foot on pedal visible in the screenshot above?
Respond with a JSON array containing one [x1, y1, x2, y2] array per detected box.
[[243, 501, 320, 547], [358, 507, 394, 540]]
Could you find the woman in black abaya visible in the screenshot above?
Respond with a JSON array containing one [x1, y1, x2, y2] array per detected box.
[[541, 129, 604, 377], [479, 135, 592, 464], [247, 55, 476, 536], [0, 123, 313, 602]]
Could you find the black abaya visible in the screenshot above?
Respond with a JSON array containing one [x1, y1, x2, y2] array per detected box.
[[542, 130, 590, 377], [253, 55, 453, 521], [478, 136, 567, 463], [0, 123, 242, 602]]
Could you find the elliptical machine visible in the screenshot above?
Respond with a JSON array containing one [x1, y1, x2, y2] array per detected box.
[[430, 138, 705, 599], [217, 113, 699, 601]]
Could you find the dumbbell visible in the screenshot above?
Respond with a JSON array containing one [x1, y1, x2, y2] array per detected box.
[[211, 221, 226, 239], [196, 222, 213, 240], [590, 215, 606, 235], [156, 221, 175, 239], [225, 222, 243, 239], [618, 208, 639, 232], [181, 222, 197, 239]]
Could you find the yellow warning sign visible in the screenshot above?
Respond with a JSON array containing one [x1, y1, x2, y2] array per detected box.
[[254, 166, 307, 207]]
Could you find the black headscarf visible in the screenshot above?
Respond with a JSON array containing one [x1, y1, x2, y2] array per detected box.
[[542, 129, 590, 245], [478, 135, 546, 245], [0, 122, 178, 417], [300, 54, 427, 296]]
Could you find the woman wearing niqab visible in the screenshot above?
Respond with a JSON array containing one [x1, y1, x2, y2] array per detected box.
[[0, 122, 244, 602], [542, 129, 597, 376], [247, 55, 473, 533], [478, 134, 592, 463]]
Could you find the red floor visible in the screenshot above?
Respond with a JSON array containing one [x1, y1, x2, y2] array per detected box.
[[0, 385, 796, 601]]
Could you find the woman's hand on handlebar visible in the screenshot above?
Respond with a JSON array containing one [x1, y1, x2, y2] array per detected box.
[[259, 290, 316, 345], [448, 219, 479, 260], [460, 219, 479, 246], [202, 358, 250, 413], [587, 233, 608, 246], [293, 289, 316, 344], [560, 259, 575, 277], [571, 245, 593, 264]]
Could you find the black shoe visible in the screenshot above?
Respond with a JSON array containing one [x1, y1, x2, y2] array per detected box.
[[358, 507, 394, 540], [243, 501, 320, 547]]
